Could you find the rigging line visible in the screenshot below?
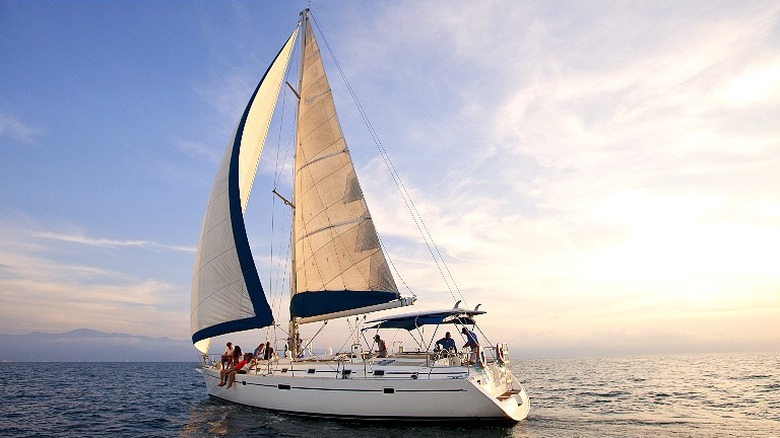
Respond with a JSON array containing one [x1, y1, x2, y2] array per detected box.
[[362, 107, 464, 304], [272, 213, 293, 321], [268, 45, 295, 324], [335, 317, 363, 360], [375, 232, 414, 297], [310, 13, 465, 305], [272, 34, 299, 190], [269, 194, 283, 321], [269, 187, 293, 322], [270, 48, 299, 324]]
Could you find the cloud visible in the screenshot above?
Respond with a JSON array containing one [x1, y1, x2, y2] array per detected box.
[[0, 218, 191, 339], [34, 231, 195, 253], [175, 139, 222, 164], [352, 2, 780, 355], [0, 112, 38, 144], [716, 59, 780, 107], [4, 2, 777, 356]]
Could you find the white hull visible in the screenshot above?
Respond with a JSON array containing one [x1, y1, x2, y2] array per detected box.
[[199, 358, 529, 421]]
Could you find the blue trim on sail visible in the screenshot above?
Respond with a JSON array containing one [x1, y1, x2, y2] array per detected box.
[[192, 29, 298, 346], [192, 317, 268, 344], [290, 291, 399, 318]]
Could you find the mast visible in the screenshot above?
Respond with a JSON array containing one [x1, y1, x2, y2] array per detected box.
[[287, 8, 310, 359]]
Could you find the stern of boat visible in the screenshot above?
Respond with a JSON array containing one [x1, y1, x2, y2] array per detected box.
[[468, 362, 530, 421]]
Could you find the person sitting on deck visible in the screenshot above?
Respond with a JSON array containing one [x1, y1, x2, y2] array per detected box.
[[218, 345, 243, 386], [461, 327, 481, 365], [220, 341, 234, 369], [435, 331, 457, 353], [373, 334, 387, 358], [221, 352, 252, 389], [247, 343, 265, 370], [253, 343, 265, 360]]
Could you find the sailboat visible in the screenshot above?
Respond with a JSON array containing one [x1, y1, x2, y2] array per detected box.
[[191, 9, 530, 421]]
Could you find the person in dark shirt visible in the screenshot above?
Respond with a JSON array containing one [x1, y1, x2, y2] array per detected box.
[[435, 331, 457, 352], [263, 341, 274, 360], [253, 343, 265, 360], [461, 327, 480, 364]]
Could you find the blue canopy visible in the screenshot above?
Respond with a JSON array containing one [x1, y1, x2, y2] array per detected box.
[[364, 308, 486, 331]]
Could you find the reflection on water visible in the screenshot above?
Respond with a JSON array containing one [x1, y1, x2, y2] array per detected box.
[[180, 397, 517, 438]]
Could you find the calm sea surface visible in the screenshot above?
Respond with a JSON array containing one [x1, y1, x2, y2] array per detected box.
[[1, 353, 778, 437]]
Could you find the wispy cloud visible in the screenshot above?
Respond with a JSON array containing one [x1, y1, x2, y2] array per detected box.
[[0, 218, 191, 338], [35, 231, 195, 253], [175, 139, 222, 164], [0, 112, 38, 144]]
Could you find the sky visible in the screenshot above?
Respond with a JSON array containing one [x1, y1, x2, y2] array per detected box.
[[1, 1, 779, 358]]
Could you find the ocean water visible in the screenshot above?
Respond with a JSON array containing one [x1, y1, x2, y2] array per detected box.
[[1, 353, 777, 437]]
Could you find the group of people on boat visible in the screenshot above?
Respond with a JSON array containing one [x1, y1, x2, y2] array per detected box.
[[218, 343, 248, 388], [253, 341, 275, 361], [431, 327, 483, 365], [371, 327, 483, 365], [216, 325, 488, 389], [217, 340, 276, 388]]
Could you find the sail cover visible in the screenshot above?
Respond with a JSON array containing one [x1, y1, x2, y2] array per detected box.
[[191, 27, 299, 347], [291, 17, 399, 321]]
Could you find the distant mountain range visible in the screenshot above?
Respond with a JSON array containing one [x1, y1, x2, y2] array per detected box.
[[0, 328, 198, 362]]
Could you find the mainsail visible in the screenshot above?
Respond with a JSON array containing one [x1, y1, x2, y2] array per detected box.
[[190, 27, 299, 350], [290, 13, 403, 323]]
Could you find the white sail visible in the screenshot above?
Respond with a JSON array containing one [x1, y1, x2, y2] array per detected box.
[[190, 27, 299, 345], [289, 16, 401, 322]]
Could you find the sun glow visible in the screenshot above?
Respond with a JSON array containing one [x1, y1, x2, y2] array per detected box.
[[718, 61, 780, 106]]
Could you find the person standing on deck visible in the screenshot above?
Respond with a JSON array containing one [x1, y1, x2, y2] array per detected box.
[[461, 327, 480, 364]]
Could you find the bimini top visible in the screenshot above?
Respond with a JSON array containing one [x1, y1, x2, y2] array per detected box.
[[364, 308, 486, 331]]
